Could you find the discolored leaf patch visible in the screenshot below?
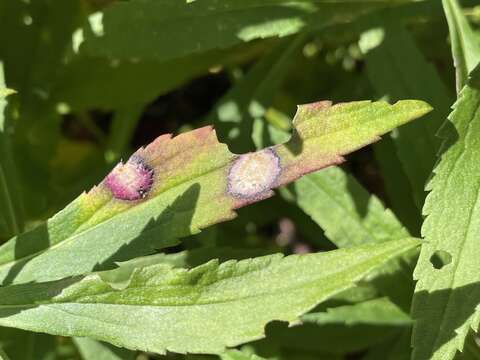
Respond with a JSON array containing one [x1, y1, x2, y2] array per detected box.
[[0, 99, 431, 285]]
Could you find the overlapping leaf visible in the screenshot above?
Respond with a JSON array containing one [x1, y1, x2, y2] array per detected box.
[[359, 18, 452, 210], [443, 0, 480, 92], [0, 238, 419, 354], [372, 136, 421, 234], [100, 247, 270, 286], [412, 67, 480, 359], [52, 43, 264, 111], [281, 163, 415, 310], [0, 65, 23, 239], [302, 297, 411, 326], [284, 166, 409, 248], [0, 0, 83, 219], [73, 337, 135, 360], [0, 99, 430, 285], [78, 0, 418, 62]]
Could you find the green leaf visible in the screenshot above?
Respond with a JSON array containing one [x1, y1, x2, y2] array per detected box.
[[0, 63, 24, 238], [0, 0, 81, 104], [213, 42, 417, 308], [53, 42, 264, 111], [101, 247, 271, 286], [281, 165, 416, 310], [0, 99, 430, 285], [79, 0, 413, 63], [283, 166, 409, 247], [302, 297, 411, 326], [359, 17, 453, 209], [412, 67, 480, 360], [372, 136, 421, 234], [0, 0, 83, 219], [443, 0, 480, 92], [0, 238, 419, 354], [73, 337, 135, 360]]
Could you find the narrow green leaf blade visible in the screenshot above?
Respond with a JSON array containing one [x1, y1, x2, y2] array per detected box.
[[0, 63, 24, 238], [0, 0, 83, 221], [283, 166, 409, 248], [0, 238, 419, 354], [412, 67, 480, 360], [105, 105, 145, 163], [302, 297, 412, 327], [53, 43, 263, 111], [281, 164, 416, 310], [443, 0, 480, 92], [372, 136, 421, 234], [79, 0, 414, 62], [73, 337, 135, 360], [101, 247, 270, 286], [360, 18, 453, 209]]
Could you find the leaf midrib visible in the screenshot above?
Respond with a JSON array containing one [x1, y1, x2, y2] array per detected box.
[[0, 259, 382, 309]]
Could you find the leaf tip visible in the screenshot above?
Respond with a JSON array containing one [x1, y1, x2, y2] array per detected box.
[[394, 99, 433, 118], [0, 88, 16, 98]]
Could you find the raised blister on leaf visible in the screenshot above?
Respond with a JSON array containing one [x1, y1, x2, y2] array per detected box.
[[104, 155, 154, 201], [227, 148, 281, 199]]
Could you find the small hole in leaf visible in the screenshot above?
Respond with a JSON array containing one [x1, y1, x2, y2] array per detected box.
[[430, 250, 452, 269]]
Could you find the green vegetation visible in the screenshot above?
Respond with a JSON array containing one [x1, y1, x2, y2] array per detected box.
[[1, 0, 480, 359]]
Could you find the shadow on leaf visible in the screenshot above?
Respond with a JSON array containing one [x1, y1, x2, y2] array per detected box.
[[0, 183, 201, 285]]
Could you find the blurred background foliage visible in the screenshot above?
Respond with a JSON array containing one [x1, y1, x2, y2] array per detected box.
[[1, 0, 480, 359]]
